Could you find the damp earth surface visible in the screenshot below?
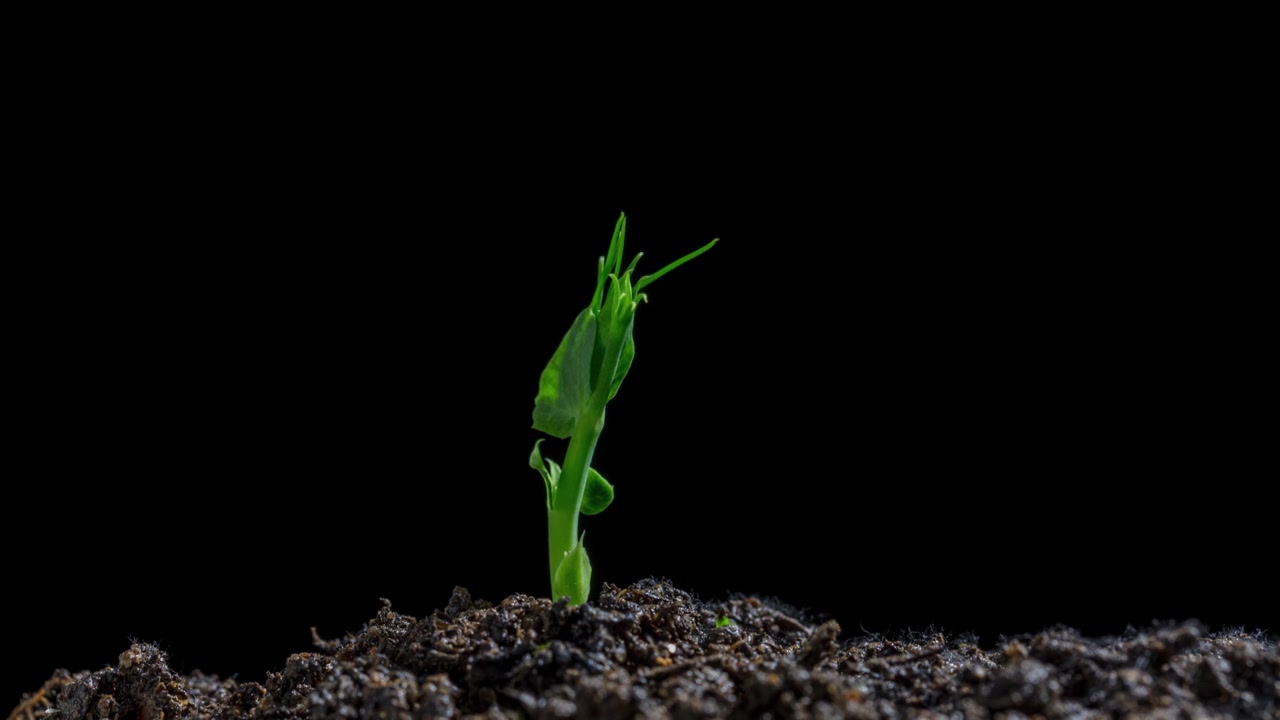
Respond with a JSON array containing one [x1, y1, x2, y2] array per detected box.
[[10, 579, 1278, 719]]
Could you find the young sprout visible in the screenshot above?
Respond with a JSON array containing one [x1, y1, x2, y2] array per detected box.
[[530, 212, 717, 605]]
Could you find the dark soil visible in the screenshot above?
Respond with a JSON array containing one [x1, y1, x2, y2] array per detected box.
[[11, 579, 1278, 719]]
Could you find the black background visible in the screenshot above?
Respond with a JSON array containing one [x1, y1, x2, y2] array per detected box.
[[7, 64, 1271, 709]]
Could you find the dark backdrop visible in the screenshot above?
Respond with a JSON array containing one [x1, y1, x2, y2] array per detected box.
[[8, 92, 1269, 708]]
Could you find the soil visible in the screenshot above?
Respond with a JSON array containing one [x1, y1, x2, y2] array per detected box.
[[10, 579, 1277, 719]]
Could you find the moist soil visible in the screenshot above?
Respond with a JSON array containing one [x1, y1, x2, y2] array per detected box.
[[10, 579, 1278, 719]]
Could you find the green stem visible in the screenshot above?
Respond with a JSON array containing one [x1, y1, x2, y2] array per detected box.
[[548, 405, 605, 595]]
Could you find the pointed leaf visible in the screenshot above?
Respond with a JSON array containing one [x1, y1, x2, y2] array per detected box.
[[532, 308, 598, 439], [530, 440, 555, 509], [603, 213, 626, 284], [581, 467, 614, 515], [613, 213, 627, 276], [529, 439, 547, 472], [590, 255, 606, 314], [552, 532, 591, 605]]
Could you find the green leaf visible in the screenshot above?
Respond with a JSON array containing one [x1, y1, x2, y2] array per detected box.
[[532, 308, 598, 439], [581, 467, 614, 515], [607, 334, 635, 402], [529, 440, 562, 510], [552, 532, 591, 605], [529, 440, 552, 506]]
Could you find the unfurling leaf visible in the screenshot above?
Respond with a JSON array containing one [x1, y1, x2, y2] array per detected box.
[[530, 439, 562, 510]]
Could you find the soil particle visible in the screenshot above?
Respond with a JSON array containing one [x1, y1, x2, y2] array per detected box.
[[10, 578, 1278, 719]]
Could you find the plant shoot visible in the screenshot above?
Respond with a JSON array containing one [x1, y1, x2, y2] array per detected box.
[[530, 213, 717, 605]]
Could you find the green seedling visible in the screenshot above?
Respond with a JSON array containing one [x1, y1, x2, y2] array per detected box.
[[531, 212, 717, 605]]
